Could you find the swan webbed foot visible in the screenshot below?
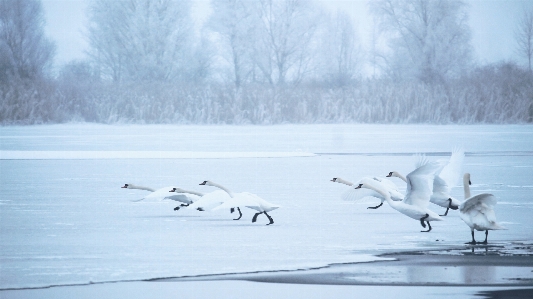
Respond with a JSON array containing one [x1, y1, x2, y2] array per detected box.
[[230, 208, 235, 213], [466, 230, 477, 244], [264, 212, 274, 225], [233, 207, 243, 220], [367, 202, 383, 209], [174, 206, 180, 211], [197, 207, 204, 211], [180, 203, 189, 207]]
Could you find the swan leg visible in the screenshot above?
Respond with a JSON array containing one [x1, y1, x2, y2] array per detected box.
[[197, 207, 204, 211], [421, 221, 432, 232], [419, 214, 429, 228], [440, 207, 450, 216], [233, 207, 243, 220], [367, 202, 383, 209], [264, 212, 274, 225], [440, 199, 452, 216], [480, 230, 488, 244], [466, 230, 477, 245], [252, 212, 263, 223]]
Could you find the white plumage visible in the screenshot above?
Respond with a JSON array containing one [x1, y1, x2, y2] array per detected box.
[[359, 159, 444, 232], [459, 173, 505, 244], [331, 177, 403, 209]]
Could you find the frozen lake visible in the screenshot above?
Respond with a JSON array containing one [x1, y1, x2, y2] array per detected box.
[[1, 124, 532, 290]]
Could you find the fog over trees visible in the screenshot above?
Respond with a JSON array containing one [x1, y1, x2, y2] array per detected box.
[[1, 0, 532, 124]]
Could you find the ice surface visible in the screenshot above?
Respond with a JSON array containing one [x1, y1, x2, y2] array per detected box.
[[0, 124, 532, 289]]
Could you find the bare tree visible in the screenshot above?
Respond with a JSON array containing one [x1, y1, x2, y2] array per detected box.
[[0, 0, 55, 80], [317, 10, 361, 87], [251, 0, 322, 86], [369, 0, 472, 83], [208, 0, 256, 88], [515, 8, 533, 73], [86, 0, 194, 82]]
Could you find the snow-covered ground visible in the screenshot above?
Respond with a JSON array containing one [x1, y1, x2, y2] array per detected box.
[[1, 124, 532, 289]]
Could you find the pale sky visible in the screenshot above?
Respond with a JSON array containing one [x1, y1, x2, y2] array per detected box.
[[42, 0, 533, 71]]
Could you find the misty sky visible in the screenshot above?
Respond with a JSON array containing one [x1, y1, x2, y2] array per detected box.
[[42, 0, 533, 71]]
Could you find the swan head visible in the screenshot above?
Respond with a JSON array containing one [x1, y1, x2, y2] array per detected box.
[[169, 187, 186, 193], [354, 183, 363, 189], [121, 184, 131, 189], [199, 180, 213, 186], [331, 178, 339, 182], [386, 171, 397, 178]]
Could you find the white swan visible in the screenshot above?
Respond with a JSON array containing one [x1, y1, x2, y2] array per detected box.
[[387, 149, 464, 216], [169, 187, 233, 214], [200, 180, 280, 225], [357, 160, 444, 232], [331, 177, 404, 209], [121, 184, 199, 210], [459, 173, 505, 244]]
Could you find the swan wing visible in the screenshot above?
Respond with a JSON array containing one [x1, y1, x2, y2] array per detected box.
[[460, 193, 504, 230], [341, 186, 384, 201], [432, 175, 451, 196], [372, 177, 400, 192], [403, 161, 441, 208], [212, 195, 261, 211], [188, 190, 232, 210], [165, 193, 200, 204], [212, 192, 279, 212], [459, 193, 497, 214], [372, 177, 404, 201], [141, 186, 198, 204], [438, 148, 465, 190]]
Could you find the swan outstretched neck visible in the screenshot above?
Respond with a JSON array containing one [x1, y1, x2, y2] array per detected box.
[[122, 183, 199, 209], [332, 177, 403, 209], [200, 180, 234, 197], [122, 184, 156, 192], [386, 172, 407, 183], [330, 177, 354, 186], [459, 173, 505, 244], [170, 187, 205, 197]]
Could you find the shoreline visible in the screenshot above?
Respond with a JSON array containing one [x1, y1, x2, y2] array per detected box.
[[156, 243, 533, 287], [1, 243, 532, 299]]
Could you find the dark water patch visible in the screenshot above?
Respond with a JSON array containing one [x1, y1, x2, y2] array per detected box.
[[318, 151, 533, 157], [475, 288, 533, 299]]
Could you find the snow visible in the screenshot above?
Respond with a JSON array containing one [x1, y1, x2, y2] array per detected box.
[[0, 124, 532, 290]]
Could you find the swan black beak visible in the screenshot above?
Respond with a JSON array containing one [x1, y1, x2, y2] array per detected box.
[[169, 188, 176, 192], [199, 181, 207, 185], [121, 184, 128, 188], [386, 172, 393, 177], [330, 178, 337, 182], [354, 183, 363, 189]]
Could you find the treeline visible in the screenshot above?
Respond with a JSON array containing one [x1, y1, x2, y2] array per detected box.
[[1, 0, 533, 125], [2, 62, 531, 125]]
